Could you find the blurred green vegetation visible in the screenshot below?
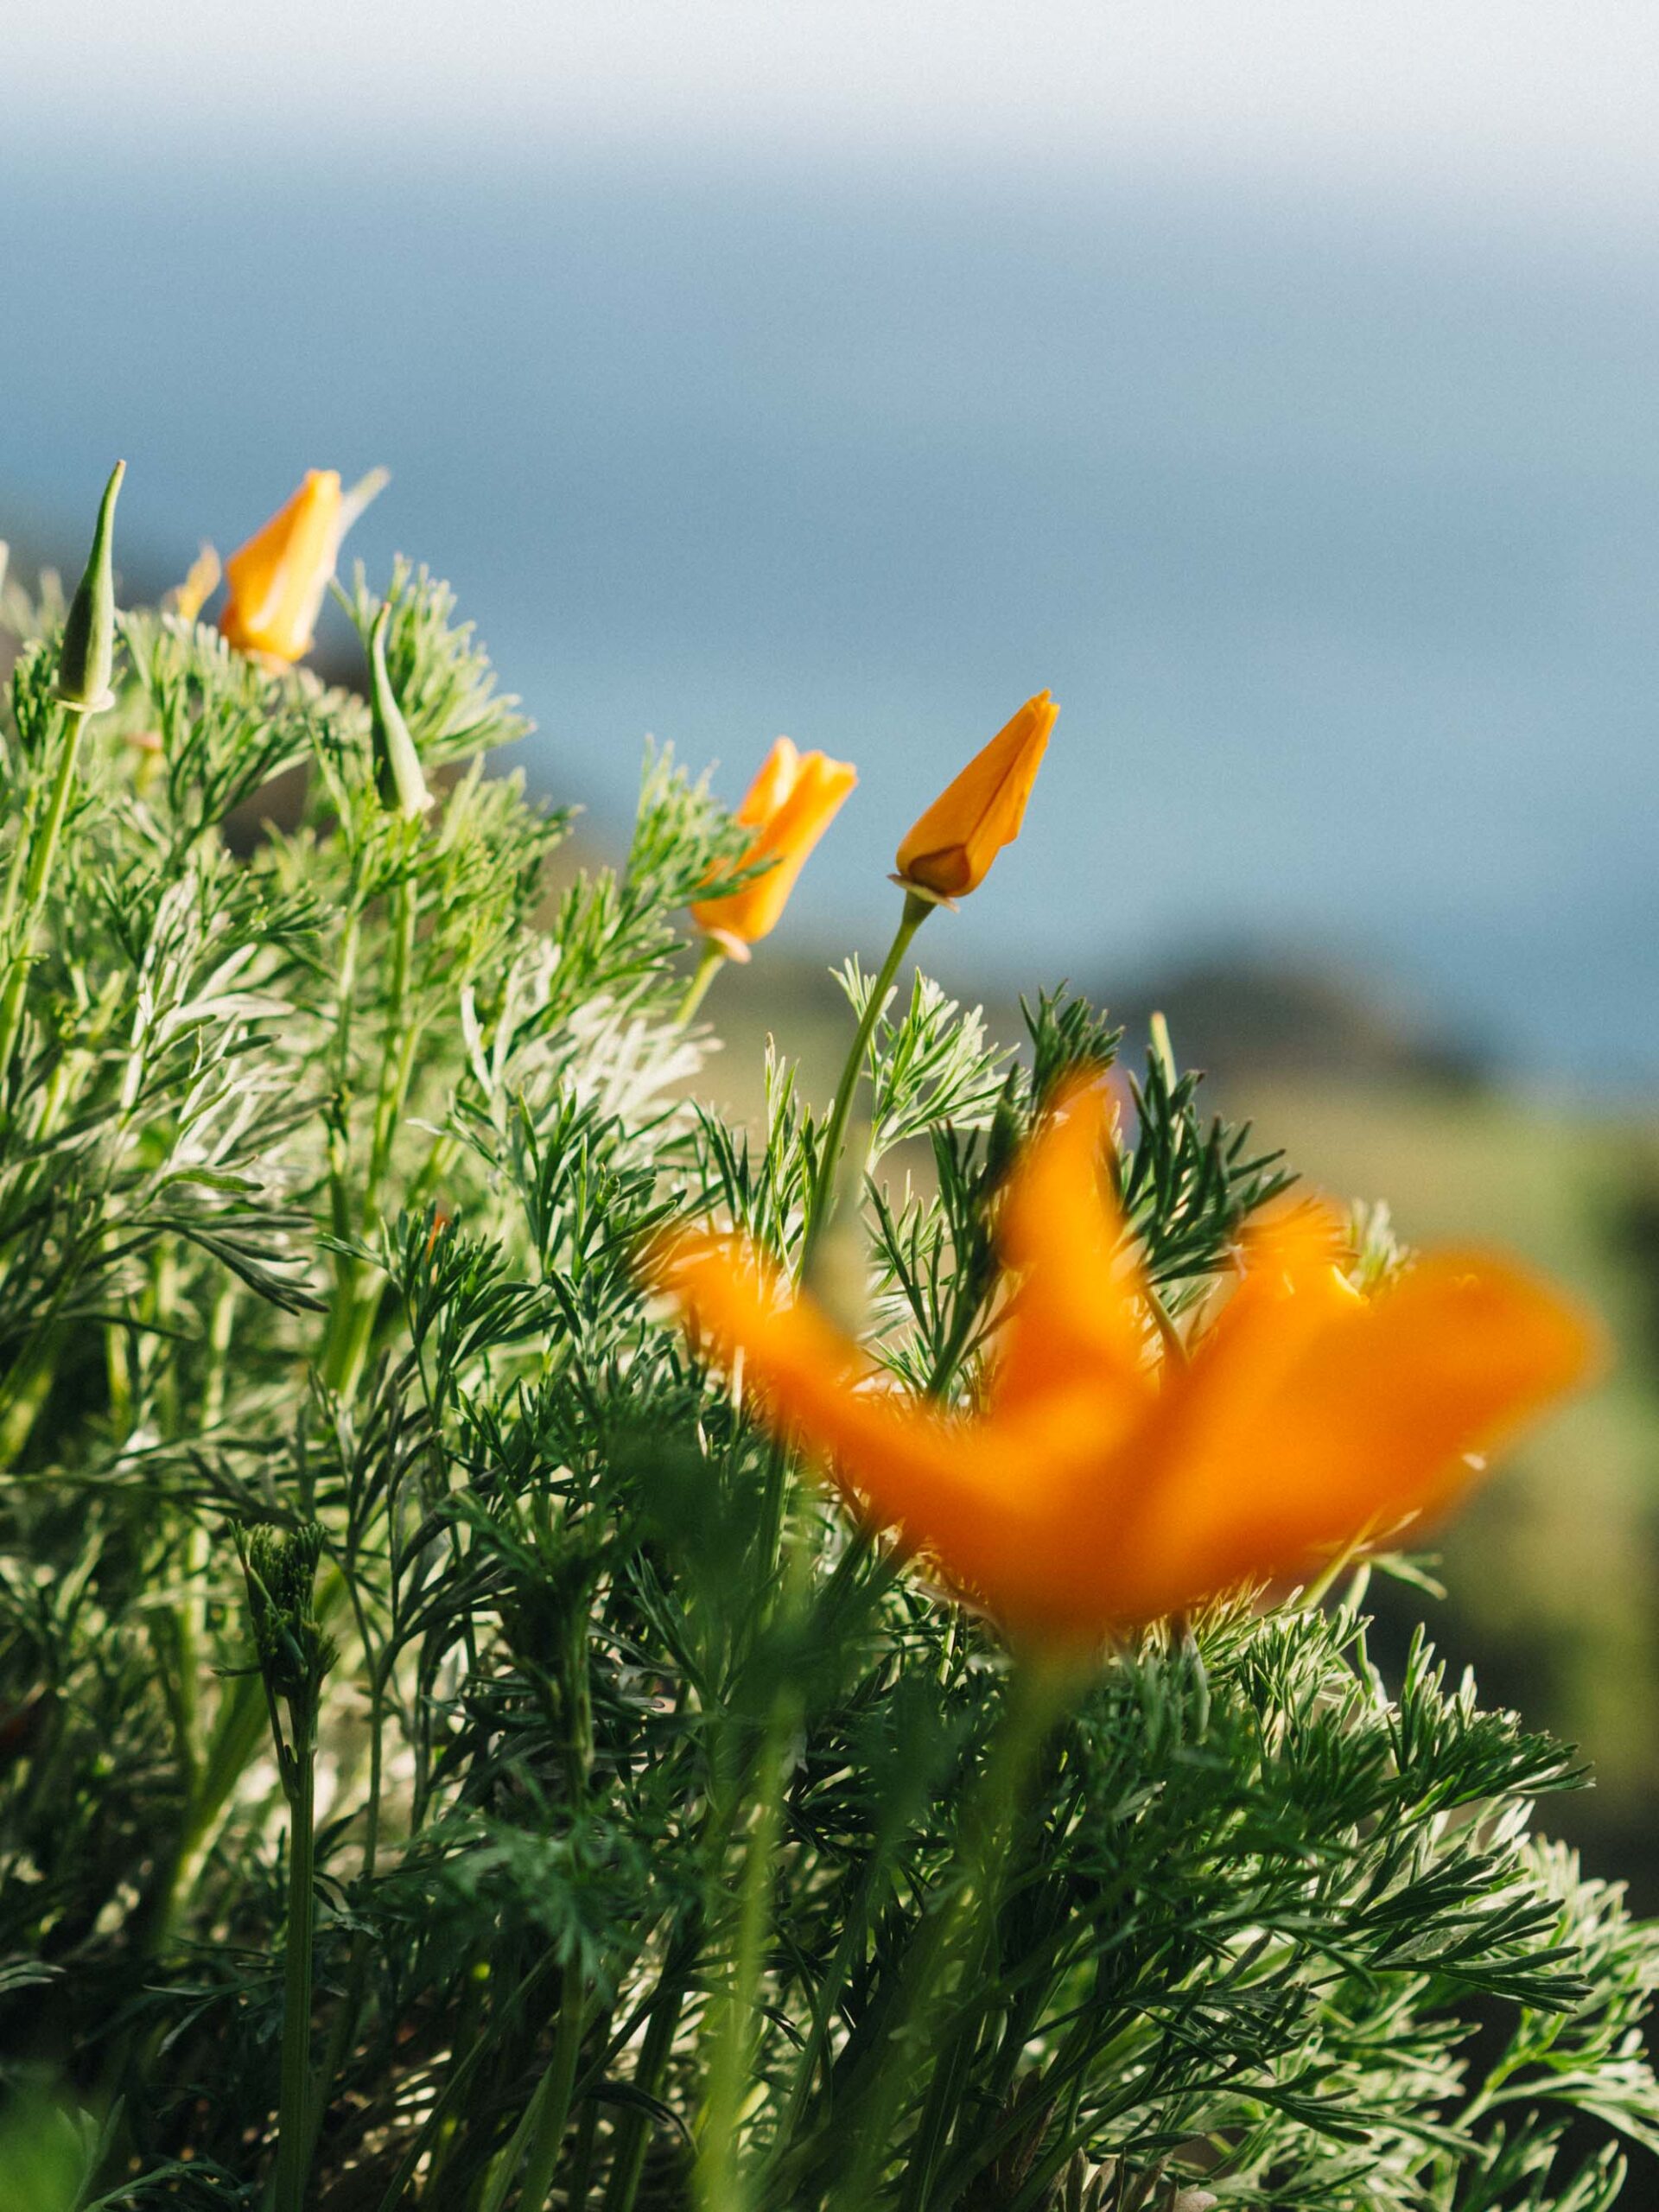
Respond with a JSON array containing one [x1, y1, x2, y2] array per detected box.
[[1241, 1072, 1659, 1884]]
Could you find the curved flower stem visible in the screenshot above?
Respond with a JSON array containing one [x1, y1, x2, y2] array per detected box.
[[677, 938, 726, 1026], [800, 890, 931, 1278]]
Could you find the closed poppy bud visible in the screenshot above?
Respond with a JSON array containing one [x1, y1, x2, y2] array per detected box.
[[369, 603, 431, 820], [55, 460, 124, 714], [894, 690, 1057, 901], [219, 466, 386, 664], [691, 737, 857, 957]]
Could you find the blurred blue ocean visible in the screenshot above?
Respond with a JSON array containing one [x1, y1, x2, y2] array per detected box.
[[3, 149, 1656, 1087]]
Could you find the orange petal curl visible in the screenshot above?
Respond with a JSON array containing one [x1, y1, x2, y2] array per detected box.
[[691, 738, 857, 949], [650, 1079, 1599, 1642]]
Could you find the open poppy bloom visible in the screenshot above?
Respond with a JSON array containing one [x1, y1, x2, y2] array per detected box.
[[894, 690, 1058, 901], [691, 737, 857, 957], [219, 467, 386, 664], [651, 1080, 1596, 1641]]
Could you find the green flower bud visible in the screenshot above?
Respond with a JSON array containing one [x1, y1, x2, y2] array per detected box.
[[55, 460, 124, 714], [369, 602, 432, 820], [239, 1521, 334, 1707]]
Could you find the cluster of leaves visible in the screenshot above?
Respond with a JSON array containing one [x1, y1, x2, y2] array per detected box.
[[0, 559, 1654, 2212]]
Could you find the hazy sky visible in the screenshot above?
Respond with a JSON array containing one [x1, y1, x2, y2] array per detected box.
[[12, 2, 1659, 219]]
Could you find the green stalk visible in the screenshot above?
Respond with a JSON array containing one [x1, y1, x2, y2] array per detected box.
[[318, 892, 364, 1387], [0, 1328, 60, 1465], [298, 1649, 388, 2183], [369, 1954, 564, 2212], [695, 1714, 796, 2212], [238, 1525, 331, 2211], [0, 704, 90, 1103], [564, 2058, 603, 2212], [366, 874, 419, 1201], [677, 937, 726, 1025], [325, 905, 362, 1242], [696, 1523, 815, 2212], [272, 1732, 319, 2212], [766, 1868, 874, 2170], [323, 874, 419, 1395], [601, 1936, 696, 2212], [0, 774, 34, 948], [799, 890, 931, 1277], [821, 1651, 1073, 2212], [407, 1126, 459, 1215], [479, 1961, 588, 2212]]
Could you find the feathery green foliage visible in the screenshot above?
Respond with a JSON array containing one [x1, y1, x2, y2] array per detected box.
[[0, 513, 1654, 2212]]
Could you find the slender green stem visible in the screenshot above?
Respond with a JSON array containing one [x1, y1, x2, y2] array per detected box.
[[696, 1525, 817, 2212], [480, 1960, 588, 2212], [564, 2057, 604, 2212], [695, 1697, 798, 2212], [369, 1953, 564, 2212], [601, 1930, 697, 2212], [0, 704, 89, 1103], [799, 890, 931, 1277], [323, 874, 419, 1395], [820, 1651, 1074, 2212], [0, 770, 34, 948], [272, 1733, 319, 2212], [366, 876, 419, 1202], [677, 936, 726, 1025], [298, 1649, 389, 2183], [324, 905, 362, 1250], [200, 1279, 238, 1431], [407, 1127, 458, 1216], [1146, 1286, 1187, 1365], [0, 1329, 62, 1466], [762, 1738, 896, 2180]]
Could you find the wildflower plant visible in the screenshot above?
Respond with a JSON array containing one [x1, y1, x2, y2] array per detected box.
[[0, 466, 1654, 2212]]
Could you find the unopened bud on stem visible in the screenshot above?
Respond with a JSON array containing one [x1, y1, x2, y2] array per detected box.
[[370, 602, 432, 820], [55, 460, 124, 714]]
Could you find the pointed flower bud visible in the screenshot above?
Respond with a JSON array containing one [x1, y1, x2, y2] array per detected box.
[[894, 690, 1057, 902], [691, 736, 857, 957], [55, 461, 124, 714], [219, 465, 387, 664], [369, 603, 432, 820]]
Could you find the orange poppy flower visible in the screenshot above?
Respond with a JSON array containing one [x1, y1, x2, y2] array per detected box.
[[219, 467, 386, 664], [691, 738, 857, 956], [168, 543, 222, 626], [893, 690, 1057, 901], [650, 1081, 1596, 1641]]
